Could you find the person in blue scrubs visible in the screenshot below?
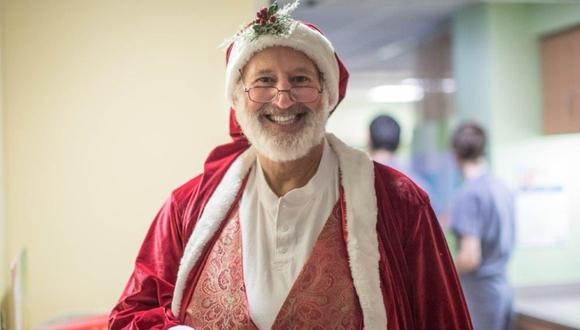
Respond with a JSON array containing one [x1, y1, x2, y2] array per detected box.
[[450, 122, 516, 330]]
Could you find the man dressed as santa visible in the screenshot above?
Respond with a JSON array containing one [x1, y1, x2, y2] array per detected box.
[[109, 2, 472, 329]]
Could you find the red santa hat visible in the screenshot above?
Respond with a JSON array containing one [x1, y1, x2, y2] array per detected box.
[[224, 1, 349, 139]]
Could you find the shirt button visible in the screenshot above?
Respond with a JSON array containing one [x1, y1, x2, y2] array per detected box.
[[279, 247, 288, 254], [280, 224, 289, 232]]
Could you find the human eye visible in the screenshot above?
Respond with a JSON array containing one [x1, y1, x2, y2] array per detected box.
[[290, 75, 311, 85], [253, 76, 276, 86]]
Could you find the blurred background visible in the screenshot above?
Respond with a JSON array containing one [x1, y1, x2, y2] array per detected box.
[[0, 0, 579, 328]]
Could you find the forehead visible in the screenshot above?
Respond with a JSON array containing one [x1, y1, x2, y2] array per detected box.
[[243, 46, 318, 76]]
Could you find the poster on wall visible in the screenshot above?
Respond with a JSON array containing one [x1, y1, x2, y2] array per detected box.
[[516, 186, 570, 246], [514, 161, 571, 247]]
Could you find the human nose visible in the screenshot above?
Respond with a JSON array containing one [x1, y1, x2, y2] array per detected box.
[[271, 85, 295, 109]]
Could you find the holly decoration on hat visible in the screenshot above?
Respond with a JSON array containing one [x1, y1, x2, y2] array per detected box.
[[252, 2, 283, 36], [222, 0, 300, 48]]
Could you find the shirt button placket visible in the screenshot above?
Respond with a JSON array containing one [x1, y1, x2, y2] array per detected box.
[[276, 200, 288, 259]]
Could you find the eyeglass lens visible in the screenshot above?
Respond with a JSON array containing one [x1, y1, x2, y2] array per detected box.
[[248, 87, 320, 103]]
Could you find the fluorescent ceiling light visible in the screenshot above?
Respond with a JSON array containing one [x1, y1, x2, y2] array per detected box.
[[441, 78, 456, 94], [368, 84, 424, 103]]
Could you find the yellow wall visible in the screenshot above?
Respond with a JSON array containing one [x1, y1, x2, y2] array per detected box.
[[0, 0, 6, 297], [2, 0, 253, 326]]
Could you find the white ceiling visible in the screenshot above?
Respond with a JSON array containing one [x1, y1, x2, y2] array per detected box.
[[283, 0, 477, 88], [282, 0, 576, 85]]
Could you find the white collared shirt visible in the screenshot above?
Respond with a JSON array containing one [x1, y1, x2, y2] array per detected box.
[[239, 139, 340, 329]]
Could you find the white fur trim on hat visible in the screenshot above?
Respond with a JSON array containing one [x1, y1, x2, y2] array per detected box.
[[225, 22, 340, 111]]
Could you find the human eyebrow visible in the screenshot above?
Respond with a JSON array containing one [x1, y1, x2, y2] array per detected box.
[[248, 69, 275, 78], [290, 67, 323, 84], [246, 69, 277, 84], [289, 67, 318, 76], [288, 67, 322, 85]]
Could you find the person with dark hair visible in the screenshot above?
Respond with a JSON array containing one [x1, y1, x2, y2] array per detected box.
[[451, 123, 487, 162], [370, 114, 401, 153], [450, 121, 515, 330], [369, 114, 431, 193]]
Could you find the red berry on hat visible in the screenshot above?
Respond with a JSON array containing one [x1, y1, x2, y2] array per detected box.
[[260, 19, 267, 26], [269, 16, 276, 23]]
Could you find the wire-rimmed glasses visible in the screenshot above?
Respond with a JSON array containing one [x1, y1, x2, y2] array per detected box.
[[239, 70, 323, 104], [244, 85, 323, 103]]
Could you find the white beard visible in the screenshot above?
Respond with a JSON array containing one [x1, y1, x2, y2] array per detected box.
[[234, 91, 330, 162]]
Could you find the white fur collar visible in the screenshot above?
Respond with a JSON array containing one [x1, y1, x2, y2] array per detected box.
[[171, 147, 256, 317], [171, 133, 387, 329], [326, 133, 386, 329]]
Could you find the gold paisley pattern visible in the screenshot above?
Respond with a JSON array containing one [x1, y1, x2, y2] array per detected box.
[[184, 201, 363, 329], [184, 208, 256, 329], [273, 203, 363, 329]]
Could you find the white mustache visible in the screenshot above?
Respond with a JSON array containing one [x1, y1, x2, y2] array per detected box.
[[257, 104, 311, 116]]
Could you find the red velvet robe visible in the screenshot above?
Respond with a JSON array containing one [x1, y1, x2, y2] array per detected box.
[[109, 135, 473, 330]]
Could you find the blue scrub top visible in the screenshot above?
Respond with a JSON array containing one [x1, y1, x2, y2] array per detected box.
[[451, 171, 516, 279]]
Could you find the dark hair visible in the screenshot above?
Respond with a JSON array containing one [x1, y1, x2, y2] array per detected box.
[[369, 115, 401, 152], [451, 122, 486, 161]]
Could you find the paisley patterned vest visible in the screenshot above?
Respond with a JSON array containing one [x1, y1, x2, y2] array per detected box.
[[183, 196, 363, 329]]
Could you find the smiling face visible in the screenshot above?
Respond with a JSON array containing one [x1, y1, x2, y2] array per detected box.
[[234, 46, 330, 162]]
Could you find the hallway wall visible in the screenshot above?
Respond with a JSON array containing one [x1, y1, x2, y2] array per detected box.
[[0, 0, 6, 300], [2, 0, 254, 326]]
